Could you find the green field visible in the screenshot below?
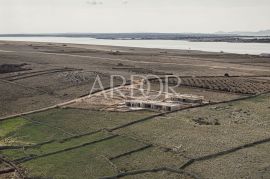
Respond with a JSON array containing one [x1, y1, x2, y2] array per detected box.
[[19, 133, 148, 178], [0, 108, 174, 179], [117, 93, 270, 157], [0, 108, 156, 145], [0, 94, 270, 178], [25, 108, 156, 135]]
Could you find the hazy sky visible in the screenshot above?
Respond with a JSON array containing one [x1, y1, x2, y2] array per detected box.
[[0, 0, 269, 34]]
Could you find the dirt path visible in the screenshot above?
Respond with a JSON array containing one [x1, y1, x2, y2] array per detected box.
[[0, 83, 131, 121]]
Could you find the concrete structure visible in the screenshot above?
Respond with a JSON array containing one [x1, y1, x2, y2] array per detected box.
[[125, 100, 181, 112], [170, 94, 204, 104]]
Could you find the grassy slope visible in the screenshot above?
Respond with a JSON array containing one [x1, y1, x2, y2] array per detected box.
[[0, 108, 159, 178], [0, 109, 156, 145], [17, 133, 148, 178], [25, 108, 156, 135], [116, 93, 270, 157], [1, 94, 269, 178]]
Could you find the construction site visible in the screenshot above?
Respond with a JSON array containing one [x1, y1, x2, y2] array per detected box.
[[65, 80, 206, 112]]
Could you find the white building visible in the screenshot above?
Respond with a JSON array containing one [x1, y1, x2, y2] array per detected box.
[[170, 94, 204, 104], [125, 100, 181, 112]]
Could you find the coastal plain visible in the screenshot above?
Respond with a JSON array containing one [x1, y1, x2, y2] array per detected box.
[[0, 41, 270, 179]]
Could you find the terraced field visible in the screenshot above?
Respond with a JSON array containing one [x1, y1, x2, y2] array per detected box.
[[151, 76, 270, 95], [0, 93, 269, 178]]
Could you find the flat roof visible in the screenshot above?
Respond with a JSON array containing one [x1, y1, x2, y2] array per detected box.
[[171, 94, 204, 100], [126, 100, 181, 107]]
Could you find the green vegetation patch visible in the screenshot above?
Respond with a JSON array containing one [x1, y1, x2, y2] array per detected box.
[[113, 147, 187, 172], [0, 116, 72, 146], [25, 108, 156, 134], [0, 117, 28, 138], [0, 131, 110, 161], [122, 171, 192, 179], [0, 149, 27, 161], [20, 134, 147, 178], [185, 142, 270, 179], [116, 93, 270, 158], [1, 106, 154, 145], [3, 121, 70, 145], [22, 131, 113, 158], [22, 147, 117, 179], [18, 123, 69, 142]]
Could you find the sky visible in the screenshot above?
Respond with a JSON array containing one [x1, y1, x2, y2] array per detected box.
[[0, 0, 269, 34]]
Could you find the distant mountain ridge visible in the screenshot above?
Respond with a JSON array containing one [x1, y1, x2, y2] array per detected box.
[[216, 30, 270, 36]]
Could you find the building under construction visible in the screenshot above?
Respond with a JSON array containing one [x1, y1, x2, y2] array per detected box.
[[125, 100, 181, 112], [170, 94, 204, 104], [125, 94, 205, 112]]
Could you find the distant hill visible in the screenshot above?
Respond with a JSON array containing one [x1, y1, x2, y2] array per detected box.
[[216, 30, 270, 36]]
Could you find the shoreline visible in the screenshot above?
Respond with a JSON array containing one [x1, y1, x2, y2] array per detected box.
[[0, 38, 270, 55]]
